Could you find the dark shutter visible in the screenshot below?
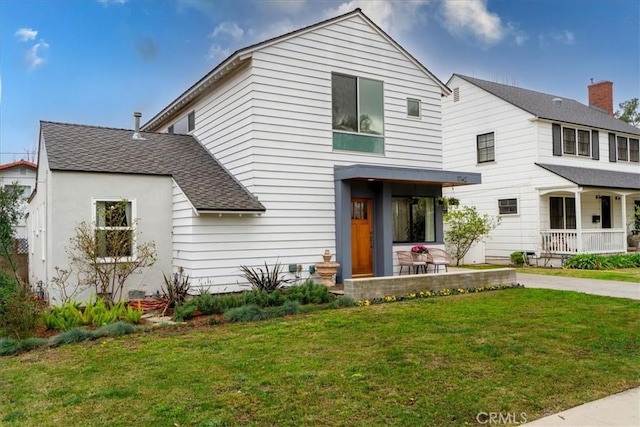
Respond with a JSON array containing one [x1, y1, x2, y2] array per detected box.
[[591, 130, 599, 160], [552, 123, 562, 156], [608, 133, 616, 162]]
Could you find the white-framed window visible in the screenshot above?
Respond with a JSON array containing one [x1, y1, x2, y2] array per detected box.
[[477, 132, 495, 163], [392, 197, 436, 243], [562, 126, 590, 157], [617, 136, 628, 161], [577, 129, 590, 156], [3, 184, 31, 199], [498, 198, 518, 215], [562, 127, 576, 155], [93, 199, 135, 261], [331, 73, 384, 154], [407, 98, 421, 118]]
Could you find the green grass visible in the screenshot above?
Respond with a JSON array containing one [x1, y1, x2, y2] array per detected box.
[[1, 289, 639, 426], [464, 264, 640, 283]]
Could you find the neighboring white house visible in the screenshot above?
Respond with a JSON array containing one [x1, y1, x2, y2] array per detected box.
[[0, 160, 37, 241], [29, 9, 481, 300], [443, 75, 640, 265]]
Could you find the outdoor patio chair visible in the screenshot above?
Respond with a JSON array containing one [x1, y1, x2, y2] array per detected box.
[[426, 248, 452, 273], [396, 251, 427, 275]]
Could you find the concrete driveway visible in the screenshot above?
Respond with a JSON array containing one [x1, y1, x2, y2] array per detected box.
[[516, 273, 640, 300]]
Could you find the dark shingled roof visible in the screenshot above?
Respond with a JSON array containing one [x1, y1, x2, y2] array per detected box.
[[455, 75, 640, 136], [536, 163, 640, 190], [41, 121, 265, 212]]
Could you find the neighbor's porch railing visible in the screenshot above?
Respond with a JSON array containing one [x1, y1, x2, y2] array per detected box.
[[541, 229, 627, 254]]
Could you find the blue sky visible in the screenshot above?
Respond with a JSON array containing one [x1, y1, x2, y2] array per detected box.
[[1, 0, 638, 164]]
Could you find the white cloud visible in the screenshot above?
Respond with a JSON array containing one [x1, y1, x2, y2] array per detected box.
[[324, 0, 429, 33], [208, 44, 231, 62], [25, 40, 49, 69], [441, 0, 503, 45], [98, 0, 128, 4], [539, 29, 576, 48], [507, 23, 529, 46], [264, 0, 307, 14], [14, 28, 38, 42], [211, 22, 244, 41]]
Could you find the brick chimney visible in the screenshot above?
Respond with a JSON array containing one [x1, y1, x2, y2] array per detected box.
[[588, 80, 613, 115]]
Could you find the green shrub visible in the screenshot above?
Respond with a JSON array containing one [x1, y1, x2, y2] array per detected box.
[[223, 304, 268, 323], [242, 290, 269, 307], [49, 328, 94, 347], [0, 280, 42, 339], [93, 321, 137, 337], [336, 296, 356, 307], [20, 337, 49, 351], [0, 337, 21, 356], [266, 300, 300, 318], [124, 304, 143, 324], [510, 252, 526, 266], [284, 280, 334, 305], [194, 293, 219, 315], [162, 270, 191, 308], [173, 302, 197, 322]]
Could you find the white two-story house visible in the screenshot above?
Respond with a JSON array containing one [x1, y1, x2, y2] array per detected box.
[[29, 9, 479, 300], [443, 75, 640, 265]]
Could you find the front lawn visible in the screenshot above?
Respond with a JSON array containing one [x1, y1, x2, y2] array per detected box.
[[1, 288, 639, 426]]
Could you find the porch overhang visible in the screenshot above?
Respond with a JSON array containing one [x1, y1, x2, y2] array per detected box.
[[334, 164, 481, 187], [536, 163, 640, 191]]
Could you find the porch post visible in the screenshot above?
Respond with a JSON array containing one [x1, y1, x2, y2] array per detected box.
[[621, 194, 627, 234], [575, 190, 582, 253]]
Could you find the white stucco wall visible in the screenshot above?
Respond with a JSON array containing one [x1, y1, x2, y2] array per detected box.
[[34, 171, 173, 304]]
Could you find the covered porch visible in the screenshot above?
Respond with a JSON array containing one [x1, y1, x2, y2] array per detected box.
[[537, 164, 640, 256]]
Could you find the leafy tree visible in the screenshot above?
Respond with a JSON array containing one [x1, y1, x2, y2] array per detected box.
[[614, 97, 640, 127], [0, 183, 25, 281], [444, 205, 501, 266]]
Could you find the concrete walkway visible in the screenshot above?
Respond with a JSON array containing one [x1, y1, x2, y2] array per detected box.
[[525, 387, 640, 426], [516, 272, 640, 300]]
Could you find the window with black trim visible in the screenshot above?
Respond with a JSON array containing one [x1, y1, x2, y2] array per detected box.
[[563, 127, 576, 155], [617, 136, 628, 161], [498, 198, 518, 215], [550, 197, 576, 230], [477, 132, 495, 163], [577, 129, 590, 156], [630, 138, 639, 162], [392, 197, 435, 243], [188, 111, 195, 132], [407, 99, 420, 118]]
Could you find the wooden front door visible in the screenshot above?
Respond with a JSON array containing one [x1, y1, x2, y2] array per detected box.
[[351, 198, 373, 277]]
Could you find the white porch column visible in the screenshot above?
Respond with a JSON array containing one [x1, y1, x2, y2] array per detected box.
[[575, 190, 582, 252], [621, 194, 627, 233]]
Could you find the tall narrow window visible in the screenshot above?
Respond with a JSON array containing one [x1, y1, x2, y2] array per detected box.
[[392, 197, 435, 243], [630, 138, 639, 162], [187, 111, 195, 132], [95, 200, 134, 259], [577, 129, 590, 156], [332, 73, 384, 153], [617, 136, 628, 161], [477, 132, 495, 163], [563, 128, 576, 155]]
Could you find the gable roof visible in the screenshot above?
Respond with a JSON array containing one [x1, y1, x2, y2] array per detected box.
[[40, 121, 265, 212], [143, 8, 449, 131], [0, 160, 37, 171], [536, 163, 640, 190], [453, 75, 640, 136]]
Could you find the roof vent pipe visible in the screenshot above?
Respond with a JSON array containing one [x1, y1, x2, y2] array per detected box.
[[552, 98, 563, 107], [132, 112, 145, 140]]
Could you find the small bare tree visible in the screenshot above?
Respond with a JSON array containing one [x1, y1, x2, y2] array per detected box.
[[67, 200, 157, 302]]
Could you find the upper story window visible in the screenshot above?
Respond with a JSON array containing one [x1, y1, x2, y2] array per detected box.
[[617, 136, 628, 161], [170, 111, 196, 134], [188, 111, 195, 132], [392, 197, 436, 243], [477, 132, 495, 163], [630, 138, 640, 162], [167, 125, 174, 134], [94, 200, 134, 260], [498, 198, 518, 215], [553, 123, 598, 160], [407, 99, 420, 118], [332, 73, 384, 154]]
